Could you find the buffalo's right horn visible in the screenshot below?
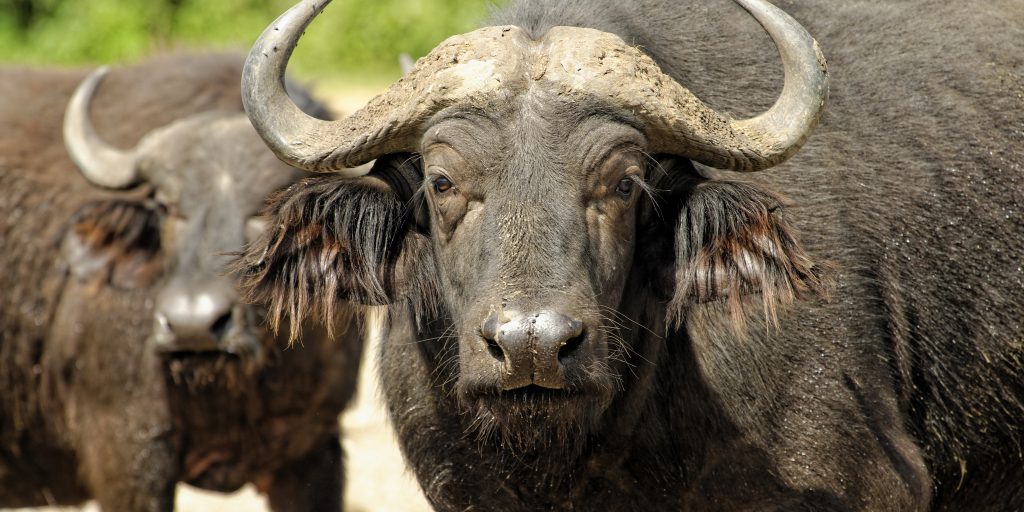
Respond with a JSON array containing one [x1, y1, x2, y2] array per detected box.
[[242, 0, 524, 173], [63, 67, 140, 189]]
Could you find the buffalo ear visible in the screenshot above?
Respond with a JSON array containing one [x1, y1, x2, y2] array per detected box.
[[231, 154, 436, 340], [61, 200, 164, 290], [667, 179, 829, 331]]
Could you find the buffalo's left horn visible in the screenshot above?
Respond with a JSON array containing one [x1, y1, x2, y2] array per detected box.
[[729, 0, 829, 170], [641, 0, 829, 171], [63, 67, 140, 189]]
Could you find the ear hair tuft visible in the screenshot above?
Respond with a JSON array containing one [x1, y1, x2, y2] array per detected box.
[[62, 199, 163, 289], [230, 173, 436, 342], [667, 180, 830, 334]]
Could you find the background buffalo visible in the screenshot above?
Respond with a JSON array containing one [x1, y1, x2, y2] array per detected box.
[[0, 53, 361, 511]]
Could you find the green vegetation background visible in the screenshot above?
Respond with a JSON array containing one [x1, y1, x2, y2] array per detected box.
[[0, 0, 496, 83]]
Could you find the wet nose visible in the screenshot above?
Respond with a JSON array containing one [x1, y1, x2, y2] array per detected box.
[[153, 280, 236, 351], [480, 310, 585, 389]]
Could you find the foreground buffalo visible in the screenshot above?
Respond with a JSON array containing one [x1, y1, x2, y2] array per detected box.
[[235, 0, 1024, 510], [0, 54, 360, 511]]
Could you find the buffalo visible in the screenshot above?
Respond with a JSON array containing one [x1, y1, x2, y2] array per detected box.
[[235, 0, 1024, 510], [0, 54, 361, 511]]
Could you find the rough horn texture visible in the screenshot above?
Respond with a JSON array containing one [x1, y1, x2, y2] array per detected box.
[[62, 67, 140, 189], [243, 0, 826, 173]]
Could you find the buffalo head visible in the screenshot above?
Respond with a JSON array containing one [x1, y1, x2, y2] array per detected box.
[[62, 68, 307, 355], [236, 0, 828, 448]]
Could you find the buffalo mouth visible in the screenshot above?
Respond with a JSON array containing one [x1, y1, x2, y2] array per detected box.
[[149, 306, 267, 357], [453, 321, 624, 451], [150, 331, 263, 357], [460, 382, 589, 406], [496, 384, 578, 401], [475, 384, 587, 414], [459, 381, 613, 453]]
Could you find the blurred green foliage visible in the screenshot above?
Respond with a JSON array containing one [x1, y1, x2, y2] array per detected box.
[[0, 0, 497, 81]]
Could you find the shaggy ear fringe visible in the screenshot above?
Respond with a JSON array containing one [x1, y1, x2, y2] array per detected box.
[[667, 181, 830, 334], [230, 174, 436, 341], [62, 199, 164, 289]]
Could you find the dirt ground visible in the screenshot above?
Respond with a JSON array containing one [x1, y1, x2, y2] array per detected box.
[[1, 85, 433, 512]]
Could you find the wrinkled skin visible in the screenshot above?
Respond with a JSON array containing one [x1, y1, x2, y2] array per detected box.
[[421, 96, 653, 441], [237, 0, 1024, 510], [0, 55, 359, 512]]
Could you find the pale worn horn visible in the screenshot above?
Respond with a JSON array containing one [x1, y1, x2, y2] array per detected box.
[[728, 0, 828, 171], [539, 0, 827, 172], [63, 66, 140, 189], [242, 0, 523, 173]]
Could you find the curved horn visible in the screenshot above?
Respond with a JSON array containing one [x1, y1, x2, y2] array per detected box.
[[640, 0, 828, 171], [63, 66, 140, 188], [243, 0, 520, 173], [541, 0, 826, 172], [726, 0, 829, 171]]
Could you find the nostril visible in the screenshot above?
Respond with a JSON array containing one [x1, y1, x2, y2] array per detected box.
[[485, 337, 505, 362], [479, 314, 506, 362], [558, 329, 586, 362], [480, 326, 506, 362], [210, 310, 233, 341]]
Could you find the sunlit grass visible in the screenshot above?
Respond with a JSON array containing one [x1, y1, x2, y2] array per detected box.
[[0, 0, 498, 81]]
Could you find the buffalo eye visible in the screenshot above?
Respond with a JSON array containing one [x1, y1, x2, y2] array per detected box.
[[616, 177, 635, 197], [433, 176, 454, 194]]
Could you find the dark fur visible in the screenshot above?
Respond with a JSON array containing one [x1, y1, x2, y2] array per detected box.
[[0, 54, 360, 511], [238, 0, 1024, 510]]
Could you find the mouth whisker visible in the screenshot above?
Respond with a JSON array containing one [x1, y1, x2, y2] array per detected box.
[[597, 304, 662, 339]]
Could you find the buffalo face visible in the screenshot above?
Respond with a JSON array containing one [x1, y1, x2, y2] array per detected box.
[[62, 69, 305, 355], [419, 96, 656, 444]]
